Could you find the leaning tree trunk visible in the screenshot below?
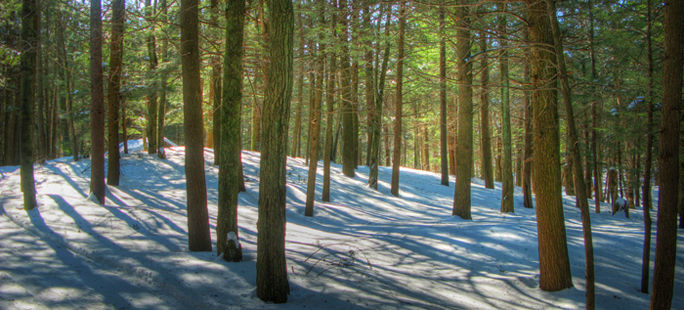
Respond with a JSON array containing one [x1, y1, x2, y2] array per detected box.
[[180, 0, 212, 252], [256, 0, 293, 303], [19, 0, 38, 210], [650, 0, 682, 307], [107, 0, 124, 186], [527, 0, 573, 291]]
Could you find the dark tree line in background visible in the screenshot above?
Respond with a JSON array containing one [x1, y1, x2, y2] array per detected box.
[[2, 0, 681, 306]]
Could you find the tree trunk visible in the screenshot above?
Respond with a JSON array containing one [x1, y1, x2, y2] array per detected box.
[[339, 0, 354, 177], [107, 0, 124, 186], [439, 5, 449, 186], [89, 0, 105, 204], [292, 11, 304, 158], [57, 8, 78, 161], [256, 0, 293, 302], [641, 0, 654, 293], [391, 2, 406, 197], [650, 0, 682, 307], [522, 27, 533, 209], [157, 0, 168, 159], [499, 12, 513, 213], [146, 0, 159, 155], [305, 0, 325, 216], [588, 0, 601, 213], [209, 0, 222, 164], [19, 0, 39, 210], [452, 2, 473, 219], [368, 5, 390, 190], [180, 0, 212, 252], [322, 8, 337, 202], [527, 0, 573, 291], [217, 0, 245, 262], [550, 1, 593, 305], [479, 30, 494, 190], [363, 5, 374, 168]]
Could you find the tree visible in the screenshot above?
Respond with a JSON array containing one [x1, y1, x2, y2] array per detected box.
[[107, 0, 124, 186], [217, 0, 246, 262], [157, 0, 168, 159], [19, 0, 38, 210], [391, 2, 407, 197], [499, 11, 513, 214], [439, 4, 449, 186], [90, 0, 105, 204], [145, 0, 158, 155], [322, 6, 337, 202], [526, 0, 573, 291], [452, 1, 473, 220], [479, 30, 493, 190], [256, 0, 293, 303], [305, 0, 325, 216], [650, 0, 682, 307], [180, 0, 212, 252], [368, 5, 391, 190], [339, 0, 354, 178]]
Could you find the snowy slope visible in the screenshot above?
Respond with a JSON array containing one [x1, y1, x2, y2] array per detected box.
[[0, 142, 682, 309]]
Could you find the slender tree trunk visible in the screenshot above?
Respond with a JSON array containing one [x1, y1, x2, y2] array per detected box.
[[122, 93, 128, 154], [107, 0, 124, 186], [157, 0, 168, 159], [391, 2, 406, 197], [292, 10, 304, 158], [550, 2, 593, 306], [650, 0, 682, 307], [90, 0, 105, 204], [146, 0, 158, 155], [339, 0, 354, 177], [19, 0, 38, 210], [641, 0, 655, 294], [527, 0, 573, 291], [439, 5, 449, 186], [180, 0, 212, 252], [369, 5, 390, 190], [588, 0, 601, 212], [322, 7, 337, 202], [499, 12, 513, 213], [363, 5, 374, 167], [522, 28, 533, 209], [256, 0, 293, 302], [209, 0, 221, 164], [479, 30, 494, 190], [57, 8, 78, 161], [452, 2, 473, 219]]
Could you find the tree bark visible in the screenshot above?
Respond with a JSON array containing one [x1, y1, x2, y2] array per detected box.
[[452, 2, 473, 219], [522, 27, 533, 209], [439, 5, 449, 186], [368, 6, 391, 190], [180, 0, 212, 252], [256, 0, 293, 302], [322, 7, 336, 202], [527, 0, 573, 291], [19, 0, 39, 210], [641, 0, 654, 293], [107, 0, 124, 186], [157, 0, 168, 159], [499, 12, 513, 213], [339, 0, 355, 177], [146, 0, 159, 155], [89, 0, 105, 204], [650, 0, 682, 307], [479, 30, 493, 190], [391, 2, 406, 197]]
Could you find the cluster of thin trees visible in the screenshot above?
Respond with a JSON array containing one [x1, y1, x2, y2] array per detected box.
[[6, 0, 682, 307]]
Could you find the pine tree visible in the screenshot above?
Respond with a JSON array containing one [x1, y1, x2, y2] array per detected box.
[[439, 4, 449, 186], [89, 0, 105, 204], [19, 0, 38, 210], [499, 11, 513, 214], [391, 2, 406, 197], [107, 0, 124, 186]]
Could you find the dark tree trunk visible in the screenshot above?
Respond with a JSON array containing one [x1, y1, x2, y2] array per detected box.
[[322, 8, 336, 202], [439, 5, 449, 186], [650, 0, 682, 307], [391, 2, 406, 197], [217, 0, 246, 262], [292, 10, 304, 158], [641, 0, 654, 294], [527, 0, 573, 291], [452, 2, 473, 219], [89, 0, 105, 204], [339, 0, 354, 177], [157, 0, 168, 159], [19, 0, 39, 210], [522, 27, 533, 209], [256, 0, 293, 303], [209, 0, 221, 164], [107, 0, 124, 186], [146, 0, 158, 155], [479, 30, 493, 190], [368, 5, 391, 190], [180, 0, 212, 252], [499, 12, 513, 213]]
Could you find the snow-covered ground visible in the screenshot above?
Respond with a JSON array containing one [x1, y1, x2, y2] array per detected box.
[[0, 141, 682, 309]]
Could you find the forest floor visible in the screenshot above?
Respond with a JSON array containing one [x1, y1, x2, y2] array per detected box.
[[0, 140, 682, 309]]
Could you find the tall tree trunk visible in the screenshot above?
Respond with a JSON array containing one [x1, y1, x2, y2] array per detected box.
[[391, 2, 406, 197], [322, 7, 337, 202], [157, 0, 168, 159], [368, 5, 390, 190], [527, 0, 573, 291], [550, 1, 594, 306], [216, 0, 246, 262], [499, 12, 513, 213], [19, 0, 38, 210], [256, 0, 293, 303], [522, 28, 533, 209], [146, 0, 159, 155], [107, 0, 124, 186], [479, 30, 494, 190], [180, 0, 212, 252], [439, 5, 449, 186], [588, 0, 601, 213], [90, 0, 105, 204], [641, 0, 655, 294], [57, 8, 77, 161], [650, 0, 682, 307], [292, 10, 304, 158], [452, 2, 473, 219], [305, 0, 325, 216], [209, 0, 221, 164], [339, 0, 354, 177], [363, 5, 374, 167]]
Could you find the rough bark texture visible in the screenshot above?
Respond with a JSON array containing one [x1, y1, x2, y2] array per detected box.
[[526, 0, 573, 291], [641, 0, 654, 293], [452, 2, 473, 220], [19, 0, 38, 210], [499, 13, 513, 214], [550, 1, 594, 306], [217, 0, 245, 262], [180, 0, 212, 252], [522, 27, 533, 209], [339, 0, 354, 178], [479, 31, 493, 190], [107, 0, 124, 186], [305, 0, 325, 217], [439, 5, 449, 186], [146, 0, 158, 155], [368, 6, 391, 190], [322, 10, 337, 201], [391, 2, 406, 197], [89, 0, 105, 204], [256, 0, 293, 303], [157, 0, 168, 159], [650, 0, 682, 307]]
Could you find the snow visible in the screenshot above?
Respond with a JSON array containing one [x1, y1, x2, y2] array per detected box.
[[1, 143, 682, 309]]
